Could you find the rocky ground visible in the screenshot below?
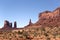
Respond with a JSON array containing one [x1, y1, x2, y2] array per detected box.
[[0, 26, 60, 40]]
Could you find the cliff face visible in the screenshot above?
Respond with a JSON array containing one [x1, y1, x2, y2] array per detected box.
[[39, 7, 60, 20], [37, 7, 60, 27], [25, 7, 60, 28]]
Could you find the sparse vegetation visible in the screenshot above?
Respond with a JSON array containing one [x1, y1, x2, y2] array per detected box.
[[0, 26, 60, 40]]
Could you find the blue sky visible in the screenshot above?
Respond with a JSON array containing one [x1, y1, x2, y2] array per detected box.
[[0, 0, 60, 28]]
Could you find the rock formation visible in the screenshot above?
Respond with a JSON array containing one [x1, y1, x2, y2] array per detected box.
[[36, 7, 60, 27], [14, 21, 17, 28], [25, 7, 60, 28], [2, 20, 12, 29], [28, 19, 33, 26], [1, 7, 60, 29], [2, 20, 17, 30]]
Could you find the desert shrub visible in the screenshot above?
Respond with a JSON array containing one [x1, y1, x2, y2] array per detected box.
[[18, 31, 23, 34]]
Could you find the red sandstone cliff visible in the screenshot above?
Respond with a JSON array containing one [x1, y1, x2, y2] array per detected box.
[[25, 7, 60, 28]]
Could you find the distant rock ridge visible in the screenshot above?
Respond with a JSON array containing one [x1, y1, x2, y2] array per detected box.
[[0, 7, 60, 29], [1, 20, 17, 30]]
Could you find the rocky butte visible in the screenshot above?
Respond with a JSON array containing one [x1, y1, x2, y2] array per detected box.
[[0, 20, 18, 30], [25, 7, 60, 28], [0, 7, 60, 30]]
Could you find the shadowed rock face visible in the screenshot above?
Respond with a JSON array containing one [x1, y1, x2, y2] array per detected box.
[[2, 20, 17, 30], [25, 7, 60, 28], [1, 20, 11, 30], [14, 21, 17, 28]]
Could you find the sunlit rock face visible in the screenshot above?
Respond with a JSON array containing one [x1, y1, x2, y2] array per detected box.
[[36, 7, 60, 27], [25, 7, 60, 28], [39, 7, 60, 20]]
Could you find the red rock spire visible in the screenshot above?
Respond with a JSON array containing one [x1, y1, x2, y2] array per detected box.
[[29, 19, 32, 25], [14, 21, 17, 28]]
